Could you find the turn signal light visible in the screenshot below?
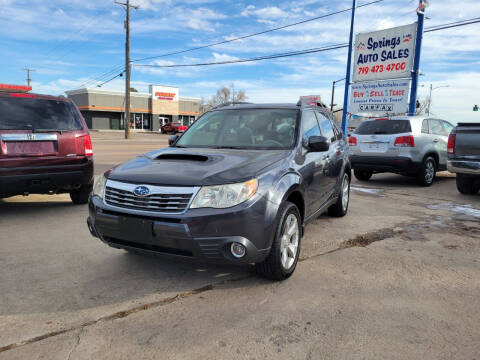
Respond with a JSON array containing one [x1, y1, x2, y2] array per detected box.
[[394, 135, 415, 147], [348, 136, 358, 146], [447, 134, 456, 154]]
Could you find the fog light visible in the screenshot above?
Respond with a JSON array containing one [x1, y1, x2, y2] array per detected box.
[[231, 242, 246, 258]]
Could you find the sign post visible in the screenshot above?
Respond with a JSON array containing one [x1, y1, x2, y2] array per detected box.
[[408, 0, 426, 115], [341, 0, 357, 135]]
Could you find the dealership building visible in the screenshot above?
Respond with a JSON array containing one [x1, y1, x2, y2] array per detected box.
[[66, 85, 201, 131]]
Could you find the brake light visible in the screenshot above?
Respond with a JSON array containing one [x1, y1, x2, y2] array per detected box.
[[375, 118, 389, 121], [0, 83, 32, 92], [348, 136, 358, 146], [394, 135, 415, 147], [10, 93, 36, 98], [76, 134, 93, 157], [447, 134, 456, 154]]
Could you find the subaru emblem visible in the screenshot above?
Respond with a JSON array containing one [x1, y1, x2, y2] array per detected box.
[[133, 186, 150, 197]]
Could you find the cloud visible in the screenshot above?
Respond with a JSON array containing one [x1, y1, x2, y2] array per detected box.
[[241, 5, 289, 19]]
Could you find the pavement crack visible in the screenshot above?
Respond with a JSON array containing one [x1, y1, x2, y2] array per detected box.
[[299, 226, 404, 262], [66, 327, 83, 360], [0, 275, 251, 354]]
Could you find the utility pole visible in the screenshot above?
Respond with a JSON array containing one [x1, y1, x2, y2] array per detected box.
[[331, 78, 346, 111], [341, 0, 356, 135], [427, 84, 449, 116], [115, 0, 139, 139], [231, 84, 235, 104], [23, 68, 35, 88]]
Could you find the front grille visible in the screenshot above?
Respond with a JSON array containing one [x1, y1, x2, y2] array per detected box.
[[105, 186, 193, 213]]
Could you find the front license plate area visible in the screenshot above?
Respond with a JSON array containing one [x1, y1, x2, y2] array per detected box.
[[119, 216, 153, 245]]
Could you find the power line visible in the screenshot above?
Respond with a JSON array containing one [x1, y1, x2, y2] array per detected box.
[[133, 17, 480, 70], [132, 0, 385, 63], [96, 72, 124, 87], [83, 16, 480, 88], [79, 0, 384, 87], [135, 43, 348, 69]]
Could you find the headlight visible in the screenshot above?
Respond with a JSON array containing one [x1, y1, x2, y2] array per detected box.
[[190, 179, 258, 209], [93, 174, 107, 199]]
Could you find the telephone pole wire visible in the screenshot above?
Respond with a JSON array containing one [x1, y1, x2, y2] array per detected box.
[[115, 0, 139, 139], [23, 68, 35, 88]]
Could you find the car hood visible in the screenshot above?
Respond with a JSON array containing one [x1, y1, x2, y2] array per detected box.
[[108, 147, 290, 186]]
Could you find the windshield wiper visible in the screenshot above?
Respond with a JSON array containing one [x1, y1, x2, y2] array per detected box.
[[174, 145, 188, 148], [212, 146, 246, 149]]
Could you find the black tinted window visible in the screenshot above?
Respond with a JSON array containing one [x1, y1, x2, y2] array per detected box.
[[0, 96, 83, 131], [355, 120, 411, 135], [317, 113, 336, 141], [302, 111, 321, 145]]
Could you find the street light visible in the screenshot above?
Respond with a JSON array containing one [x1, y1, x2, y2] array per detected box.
[[427, 84, 449, 116], [331, 78, 346, 111]]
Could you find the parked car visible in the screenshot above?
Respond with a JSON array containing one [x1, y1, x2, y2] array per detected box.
[[161, 122, 188, 134], [447, 122, 480, 194], [349, 116, 454, 186], [0, 86, 94, 204], [87, 100, 351, 280]]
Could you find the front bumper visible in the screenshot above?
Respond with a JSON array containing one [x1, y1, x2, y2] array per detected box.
[[87, 194, 273, 265], [350, 155, 420, 174], [448, 160, 480, 175]]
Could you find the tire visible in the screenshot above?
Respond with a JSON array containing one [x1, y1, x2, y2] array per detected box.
[[70, 184, 93, 205], [255, 202, 302, 281], [354, 169, 373, 181], [329, 173, 351, 217], [416, 156, 436, 187], [456, 174, 479, 195]]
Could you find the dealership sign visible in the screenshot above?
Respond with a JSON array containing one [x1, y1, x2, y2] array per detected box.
[[353, 23, 417, 82], [350, 79, 410, 115]]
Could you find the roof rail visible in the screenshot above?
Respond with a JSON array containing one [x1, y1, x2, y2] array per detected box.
[[212, 101, 252, 109]]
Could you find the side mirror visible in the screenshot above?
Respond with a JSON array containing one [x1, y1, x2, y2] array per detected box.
[[308, 136, 330, 152], [168, 135, 179, 146]]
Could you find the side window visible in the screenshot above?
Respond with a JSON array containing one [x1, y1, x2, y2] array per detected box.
[[317, 113, 336, 142], [429, 120, 445, 136], [302, 111, 321, 146], [442, 121, 454, 135], [421, 119, 429, 134]]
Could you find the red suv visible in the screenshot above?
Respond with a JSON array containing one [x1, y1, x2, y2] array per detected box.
[[160, 122, 188, 134], [0, 85, 94, 204]]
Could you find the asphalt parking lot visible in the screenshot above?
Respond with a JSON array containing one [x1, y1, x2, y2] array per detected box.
[[1, 132, 479, 359]]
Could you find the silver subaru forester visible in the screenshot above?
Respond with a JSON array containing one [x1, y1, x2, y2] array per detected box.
[[349, 116, 454, 186]]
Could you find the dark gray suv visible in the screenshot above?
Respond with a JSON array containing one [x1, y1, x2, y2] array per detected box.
[[87, 101, 351, 280]]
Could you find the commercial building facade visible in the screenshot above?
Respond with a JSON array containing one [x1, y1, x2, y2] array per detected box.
[[66, 85, 201, 131]]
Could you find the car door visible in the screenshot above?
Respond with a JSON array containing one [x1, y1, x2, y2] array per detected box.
[[316, 112, 341, 199], [298, 110, 331, 217], [429, 119, 449, 166]]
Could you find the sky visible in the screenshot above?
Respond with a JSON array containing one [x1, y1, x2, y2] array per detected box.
[[1, 0, 479, 122]]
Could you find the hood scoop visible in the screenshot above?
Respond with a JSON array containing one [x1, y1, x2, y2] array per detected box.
[[155, 153, 209, 162]]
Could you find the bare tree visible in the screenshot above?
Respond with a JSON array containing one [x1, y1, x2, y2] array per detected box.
[[207, 85, 248, 109]]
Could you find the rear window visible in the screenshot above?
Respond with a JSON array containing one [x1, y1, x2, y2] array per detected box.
[[355, 120, 411, 135], [0, 96, 83, 131]]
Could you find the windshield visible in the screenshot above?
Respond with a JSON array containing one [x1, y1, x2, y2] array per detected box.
[[0, 96, 83, 131], [176, 108, 299, 149], [355, 120, 411, 135]]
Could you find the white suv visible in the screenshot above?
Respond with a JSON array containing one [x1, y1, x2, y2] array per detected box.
[[349, 116, 454, 186]]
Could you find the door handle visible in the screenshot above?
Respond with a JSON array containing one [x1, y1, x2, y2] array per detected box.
[[433, 139, 439, 143]]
